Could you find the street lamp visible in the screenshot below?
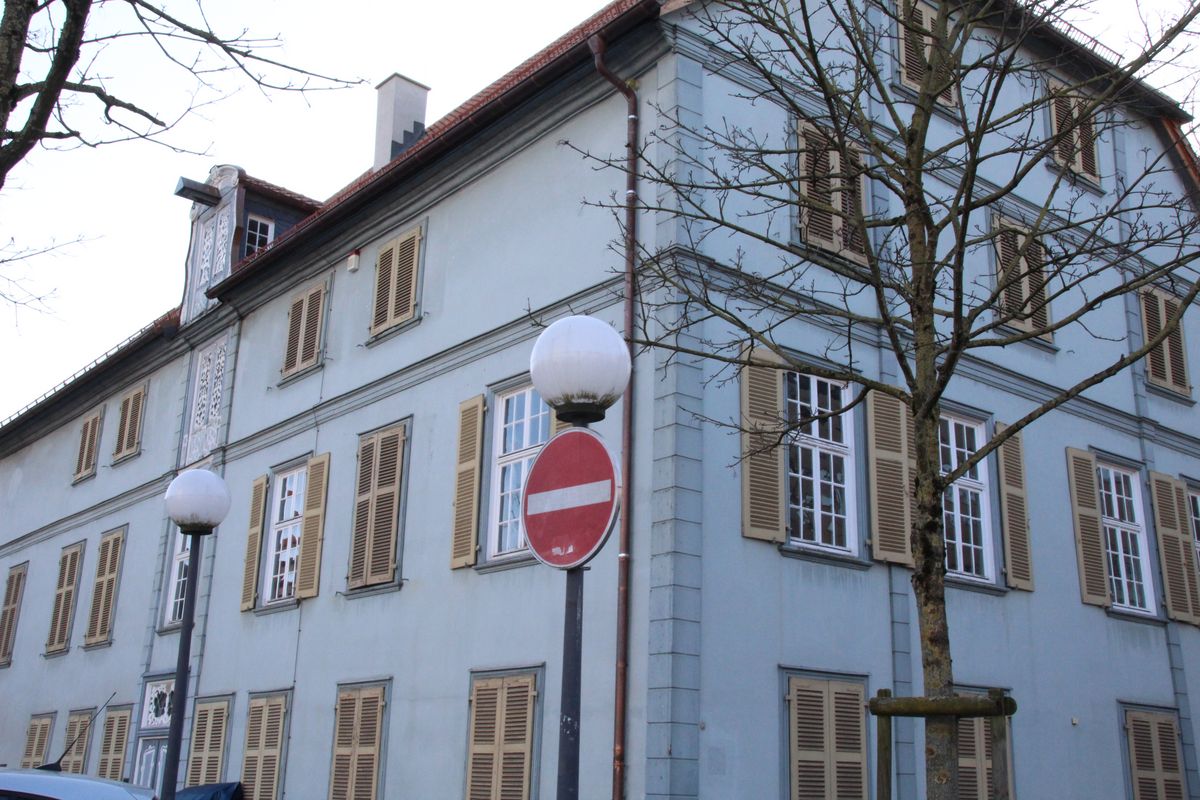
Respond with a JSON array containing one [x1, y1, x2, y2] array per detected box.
[[161, 469, 230, 800], [529, 315, 630, 800]]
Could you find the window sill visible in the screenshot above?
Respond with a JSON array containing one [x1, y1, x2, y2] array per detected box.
[[71, 471, 96, 486], [82, 639, 113, 652], [156, 622, 183, 636], [111, 450, 141, 467], [365, 315, 421, 348], [252, 598, 299, 616], [890, 80, 961, 122], [476, 553, 539, 573], [1104, 606, 1165, 626], [945, 575, 1006, 596], [1043, 159, 1103, 195], [1145, 381, 1194, 405], [995, 323, 1058, 353], [278, 362, 323, 388], [42, 648, 70, 660], [778, 543, 871, 571], [339, 581, 403, 600]]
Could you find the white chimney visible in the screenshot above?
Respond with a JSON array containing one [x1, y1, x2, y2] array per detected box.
[[374, 73, 430, 170]]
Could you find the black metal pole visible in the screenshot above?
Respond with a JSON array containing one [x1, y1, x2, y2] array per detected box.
[[160, 529, 205, 800], [556, 565, 584, 800]]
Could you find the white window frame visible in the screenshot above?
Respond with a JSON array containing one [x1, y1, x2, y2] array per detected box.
[[487, 385, 552, 560], [245, 215, 274, 257], [784, 372, 857, 554], [1097, 463, 1156, 614], [939, 415, 994, 582], [163, 530, 191, 626], [1190, 489, 1200, 573], [263, 465, 307, 605]]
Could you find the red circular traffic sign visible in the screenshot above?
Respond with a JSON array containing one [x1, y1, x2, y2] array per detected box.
[[522, 427, 620, 569]]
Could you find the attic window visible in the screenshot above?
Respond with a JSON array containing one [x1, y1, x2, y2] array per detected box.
[[245, 216, 275, 257]]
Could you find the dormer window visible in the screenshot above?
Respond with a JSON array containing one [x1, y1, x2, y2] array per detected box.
[[245, 215, 274, 257]]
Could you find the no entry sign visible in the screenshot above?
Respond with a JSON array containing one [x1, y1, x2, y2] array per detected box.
[[522, 427, 620, 569]]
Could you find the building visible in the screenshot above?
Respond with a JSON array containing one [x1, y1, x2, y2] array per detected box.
[[2, 1, 1200, 799]]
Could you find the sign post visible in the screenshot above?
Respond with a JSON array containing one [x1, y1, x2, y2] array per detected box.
[[523, 427, 620, 800]]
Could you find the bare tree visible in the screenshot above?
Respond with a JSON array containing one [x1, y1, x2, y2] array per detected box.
[[0, 0, 357, 193], [574, 0, 1200, 796]]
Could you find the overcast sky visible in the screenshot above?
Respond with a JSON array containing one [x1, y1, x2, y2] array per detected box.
[[0, 0, 1187, 420]]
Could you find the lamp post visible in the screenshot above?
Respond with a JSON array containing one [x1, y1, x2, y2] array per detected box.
[[529, 315, 630, 800], [161, 469, 230, 800]]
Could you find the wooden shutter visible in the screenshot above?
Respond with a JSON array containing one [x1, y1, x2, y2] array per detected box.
[[349, 426, 405, 588], [452, 396, 486, 569], [46, 542, 84, 653], [1053, 92, 1076, 167], [995, 424, 1033, 591], [242, 695, 288, 800], [370, 240, 396, 335], [1162, 294, 1191, 393], [787, 677, 866, 800], [552, 409, 573, 437], [801, 127, 836, 249], [187, 699, 229, 787], [466, 674, 537, 800], [741, 350, 786, 543], [97, 708, 131, 781], [85, 527, 125, 644], [296, 452, 331, 599], [0, 562, 27, 666], [300, 285, 325, 369], [901, 0, 927, 89], [1077, 100, 1098, 179], [242, 475, 270, 611], [1126, 710, 1186, 800], [60, 710, 93, 773], [996, 224, 1050, 337], [282, 295, 306, 375], [74, 410, 102, 481], [1150, 473, 1200, 624], [1066, 448, 1110, 606], [113, 387, 145, 460], [329, 685, 385, 800], [1140, 291, 1190, 392], [21, 715, 53, 768], [868, 392, 914, 565], [841, 148, 866, 256], [369, 229, 421, 335]]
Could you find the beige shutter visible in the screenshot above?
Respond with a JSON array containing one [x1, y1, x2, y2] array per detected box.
[[370, 240, 396, 335], [995, 424, 1034, 591], [552, 409, 573, 437], [996, 227, 1022, 321], [85, 527, 124, 644], [901, 1, 927, 88], [390, 229, 420, 326], [97, 708, 131, 781], [452, 396, 486, 569], [21, 715, 53, 768], [1025, 235, 1050, 335], [841, 148, 866, 256], [741, 350, 787, 543], [0, 562, 28, 666], [787, 677, 866, 800], [1163, 296, 1190, 392], [955, 715, 999, 800], [114, 387, 145, 459], [349, 436, 376, 588], [868, 392, 914, 565], [467, 677, 502, 800], [829, 681, 867, 799], [1066, 447, 1110, 606], [299, 285, 325, 370], [1142, 292, 1171, 388], [1077, 102, 1098, 179], [801, 128, 836, 249], [499, 675, 536, 800], [1150, 473, 1200, 623], [329, 685, 385, 800], [186, 699, 229, 787], [60, 710, 93, 773], [241, 475, 270, 611], [296, 452, 331, 599], [242, 695, 287, 800], [1053, 93, 1075, 166], [1126, 710, 1186, 800], [350, 427, 405, 589], [282, 295, 305, 375], [46, 542, 84, 653], [466, 674, 537, 800], [74, 410, 102, 481]]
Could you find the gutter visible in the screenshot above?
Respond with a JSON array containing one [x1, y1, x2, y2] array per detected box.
[[589, 32, 639, 800]]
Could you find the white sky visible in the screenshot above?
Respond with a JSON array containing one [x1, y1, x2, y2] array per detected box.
[[0, 0, 1189, 420]]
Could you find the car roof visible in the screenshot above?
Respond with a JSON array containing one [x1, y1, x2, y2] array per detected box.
[[0, 768, 157, 799]]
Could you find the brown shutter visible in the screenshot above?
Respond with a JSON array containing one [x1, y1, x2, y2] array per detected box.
[[47, 542, 83, 653], [741, 350, 786, 543], [787, 677, 866, 800], [74, 411, 102, 481], [391, 229, 420, 326], [187, 699, 229, 787], [0, 562, 28, 666], [1142, 292, 1169, 385], [368, 427, 404, 585], [85, 527, 124, 644], [452, 396, 486, 569], [21, 715, 53, 768], [997, 227, 1022, 320], [115, 395, 131, 456], [1077, 101, 1098, 178], [349, 437, 376, 588], [995, 424, 1034, 591], [123, 387, 145, 457], [1066, 447, 1110, 606], [902, 1, 927, 88], [97, 708, 131, 781], [242, 695, 288, 800], [370, 241, 396, 335], [241, 475, 270, 611], [841, 148, 866, 256], [1150, 473, 1200, 624], [60, 710, 93, 773], [1126, 710, 1186, 800], [1053, 93, 1075, 166], [868, 392, 914, 565], [466, 674, 537, 800], [1025, 236, 1050, 334], [329, 685, 385, 800], [802, 129, 836, 248], [300, 286, 325, 369], [296, 453, 331, 599], [283, 295, 305, 375], [1163, 296, 1190, 392]]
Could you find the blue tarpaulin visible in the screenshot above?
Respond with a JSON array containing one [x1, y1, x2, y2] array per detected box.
[[176, 783, 243, 800]]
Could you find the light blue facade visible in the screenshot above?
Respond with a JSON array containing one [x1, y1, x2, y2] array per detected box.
[[2, 2, 1199, 799]]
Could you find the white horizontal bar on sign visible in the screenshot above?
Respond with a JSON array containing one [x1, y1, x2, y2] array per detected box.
[[527, 480, 612, 515]]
